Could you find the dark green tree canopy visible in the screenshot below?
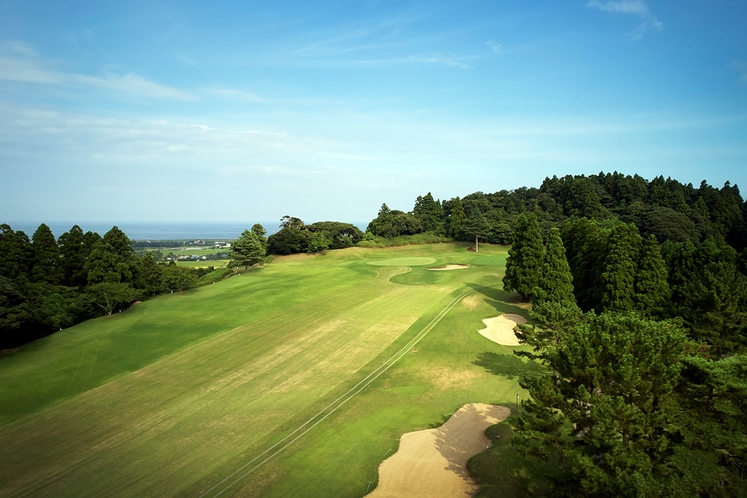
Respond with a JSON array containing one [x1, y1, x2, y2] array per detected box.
[[366, 204, 423, 238], [307, 221, 363, 249], [512, 312, 687, 497], [503, 212, 543, 302], [413, 192, 445, 233], [31, 223, 63, 285], [448, 197, 467, 240], [600, 223, 641, 312], [634, 234, 671, 317], [533, 228, 577, 309]]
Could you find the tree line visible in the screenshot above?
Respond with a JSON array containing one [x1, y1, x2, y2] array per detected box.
[[363, 173, 747, 251], [503, 212, 747, 496], [0, 223, 271, 349]]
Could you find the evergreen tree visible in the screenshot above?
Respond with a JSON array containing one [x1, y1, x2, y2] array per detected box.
[[0, 225, 33, 281], [533, 228, 576, 308], [251, 223, 267, 249], [230, 229, 266, 270], [161, 264, 198, 292], [634, 235, 670, 317], [681, 262, 747, 356], [512, 312, 687, 497], [465, 206, 490, 252], [58, 225, 89, 288], [448, 197, 467, 239], [503, 212, 543, 302], [413, 192, 445, 233], [84, 227, 138, 286], [662, 239, 697, 311], [561, 218, 609, 312], [601, 223, 641, 312], [140, 252, 164, 296], [31, 223, 63, 285]]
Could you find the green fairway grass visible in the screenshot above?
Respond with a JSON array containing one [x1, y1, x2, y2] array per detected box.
[[176, 259, 230, 268], [0, 243, 535, 497], [366, 256, 436, 266]]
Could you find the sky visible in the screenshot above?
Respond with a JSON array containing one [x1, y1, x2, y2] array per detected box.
[[1, 0, 746, 225]]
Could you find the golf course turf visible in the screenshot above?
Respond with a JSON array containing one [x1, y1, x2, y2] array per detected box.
[[0, 243, 538, 497]]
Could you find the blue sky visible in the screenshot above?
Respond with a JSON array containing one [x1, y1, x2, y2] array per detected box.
[[1, 0, 746, 225]]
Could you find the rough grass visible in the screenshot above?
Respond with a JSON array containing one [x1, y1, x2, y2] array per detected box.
[[0, 242, 538, 498]]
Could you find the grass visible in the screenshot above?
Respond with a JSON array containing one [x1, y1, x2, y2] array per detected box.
[[176, 259, 230, 268], [0, 242, 539, 497]]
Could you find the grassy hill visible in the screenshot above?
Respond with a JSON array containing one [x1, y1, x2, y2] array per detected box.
[[0, 243, 535, 497]]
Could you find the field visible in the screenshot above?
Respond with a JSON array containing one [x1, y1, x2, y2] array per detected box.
[[0, 243, 538, 497]]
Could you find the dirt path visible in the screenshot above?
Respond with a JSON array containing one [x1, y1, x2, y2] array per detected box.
[[369, 403, 510, 498], [478, 314, 527, 346]]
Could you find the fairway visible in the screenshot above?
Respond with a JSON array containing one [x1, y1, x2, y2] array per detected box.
[[0, 243, 533, 497]]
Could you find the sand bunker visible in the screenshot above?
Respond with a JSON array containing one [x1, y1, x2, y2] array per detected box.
[[369, 403, 509, 497], [478, 314, 527, 346], [427, 264, 470, 271]]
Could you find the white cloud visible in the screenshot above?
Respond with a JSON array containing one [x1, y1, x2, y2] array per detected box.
[[485, 40, 503, 54], [586, 0, 663, 39], [0, 41, 38, 57], [0, 46, 196, 101], [205, 88, 264, 103]]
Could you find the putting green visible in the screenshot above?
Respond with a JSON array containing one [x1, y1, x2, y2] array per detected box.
[[367, 257, 436, 266]]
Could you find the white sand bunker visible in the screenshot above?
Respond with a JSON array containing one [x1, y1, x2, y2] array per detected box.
[[427, 264, 470, 271], [369, 403, 509, 498], [478, 314, 527, 346]]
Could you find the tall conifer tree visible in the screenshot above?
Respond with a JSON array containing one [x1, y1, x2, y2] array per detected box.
[[449, 197, 467, 239], [503, 212, 543, 302], [601, 223, 641, 312], [31, 223, 63, 285], [58, 225, 89, 288], [635, 234, 671, 317], [534, 228, 577, 308]]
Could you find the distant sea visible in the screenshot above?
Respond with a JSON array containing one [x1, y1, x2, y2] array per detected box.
[[7, 221, 368, 241]]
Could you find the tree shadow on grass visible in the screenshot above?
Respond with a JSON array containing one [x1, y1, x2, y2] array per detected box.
[[466, 283, 529, 319], [473, 352, 544, 381], [468, 420, 556, 497]]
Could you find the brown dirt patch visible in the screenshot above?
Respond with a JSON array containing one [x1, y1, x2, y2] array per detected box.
[[478, 314, 527, 346], [417, 367, 482, 391], [369, 403, 510, 498], [460, 295, 481, 309], [428, 264, 470, 271]]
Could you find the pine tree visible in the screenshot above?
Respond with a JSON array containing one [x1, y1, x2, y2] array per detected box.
[[251, 223, 267, 250], [448, 197, 467, 240], [601, 223, 641, 312], [31, 223, 63, 285], [634, 235, 670, 317], [503, 212, 543, 302], [231, 229, 266, 270], [512, 312, 687, 496]]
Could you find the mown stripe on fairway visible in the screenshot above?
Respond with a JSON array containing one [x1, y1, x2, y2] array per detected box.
[[199, 289, 474, 498]]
